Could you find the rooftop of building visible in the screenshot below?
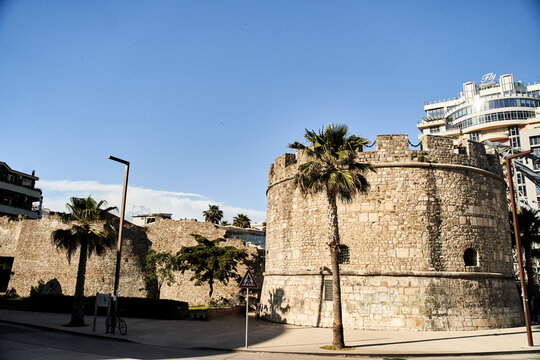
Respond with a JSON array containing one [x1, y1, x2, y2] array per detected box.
[[132, 213, 172, 218], [424, 73, 540, 108], [0, 162, 39, 181]]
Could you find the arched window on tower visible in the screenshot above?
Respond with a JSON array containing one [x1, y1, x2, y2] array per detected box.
[[463, 248, 478, 267]]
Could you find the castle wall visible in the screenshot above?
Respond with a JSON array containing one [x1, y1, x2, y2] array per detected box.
[[0, 216, 259, 306], [0, 216, 148, 299], [259, 134, 523, 330]]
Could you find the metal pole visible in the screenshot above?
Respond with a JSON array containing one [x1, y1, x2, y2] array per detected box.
[[505, 150, 533, 346], [108, 156, 130, 334], [245, 288, 249, 349]]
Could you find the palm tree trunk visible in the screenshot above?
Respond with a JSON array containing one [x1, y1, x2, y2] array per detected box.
[[71, 238, 88, 326], [209, 280, 214, 299], [525, 245, 535, 298], [327, 192, 345, 349]]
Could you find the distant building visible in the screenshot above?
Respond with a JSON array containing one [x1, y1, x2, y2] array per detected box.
[[132, 213, 172, 226], [0, 162, 42, 219], [220, 225, 266, 249], [250, 222, 266, 231], [418, 73, 540, 208]]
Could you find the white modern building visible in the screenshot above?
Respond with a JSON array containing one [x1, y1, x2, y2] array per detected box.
[[418, 73, 540, 209], [132, 213, 172, 226]]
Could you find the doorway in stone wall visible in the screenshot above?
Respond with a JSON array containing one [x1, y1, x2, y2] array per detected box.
[[0, 257, 14, 292]]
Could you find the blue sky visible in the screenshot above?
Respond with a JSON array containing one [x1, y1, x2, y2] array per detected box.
[[1, 0, 539, 222]]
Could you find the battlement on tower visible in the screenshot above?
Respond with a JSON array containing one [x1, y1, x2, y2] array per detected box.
[[268, 134, 502, 187]]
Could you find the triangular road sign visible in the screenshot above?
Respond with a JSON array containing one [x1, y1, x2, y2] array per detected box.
[[239, 269, 258, 289]]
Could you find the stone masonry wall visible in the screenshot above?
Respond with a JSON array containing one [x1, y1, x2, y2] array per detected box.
[[0, 216, 259, 306], [259, 134, 523, 330], [145, 219, 261, 305]]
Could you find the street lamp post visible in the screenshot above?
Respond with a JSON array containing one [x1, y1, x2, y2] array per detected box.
[[108, 155, 129, 334], [505, 150, 533, 346]]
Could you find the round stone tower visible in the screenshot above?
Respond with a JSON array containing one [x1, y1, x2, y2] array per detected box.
[[259, 134, 523, 330]]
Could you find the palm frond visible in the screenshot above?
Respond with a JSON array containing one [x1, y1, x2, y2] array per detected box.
[[51, 228, 79, 264], [291, 124, 372, 202]]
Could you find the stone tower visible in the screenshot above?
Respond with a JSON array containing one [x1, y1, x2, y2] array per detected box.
[[259, 134, 523, 330]]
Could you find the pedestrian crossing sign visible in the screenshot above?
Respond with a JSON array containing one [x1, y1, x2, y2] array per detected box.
[[239, 269, 258, 289]]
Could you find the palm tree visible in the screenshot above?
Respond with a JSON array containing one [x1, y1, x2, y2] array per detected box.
[[233, 214, 251, 228], [203, 204, 223, 224], [220, 220, 230, 226], [514, 207, 540, 297], [51, 196, 116, 326], [289, 124, 373, 349]]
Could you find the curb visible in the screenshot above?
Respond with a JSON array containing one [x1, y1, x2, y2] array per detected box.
[[190, 346, 540, 357]]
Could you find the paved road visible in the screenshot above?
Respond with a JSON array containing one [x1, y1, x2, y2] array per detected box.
[[2, 323, 540, 360]]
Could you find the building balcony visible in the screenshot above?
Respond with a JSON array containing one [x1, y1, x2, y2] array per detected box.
[[0, 203, 40, 219], [0, 181, 41, 200], [417, 118, 446, 130], [480, 132, 509, 142]]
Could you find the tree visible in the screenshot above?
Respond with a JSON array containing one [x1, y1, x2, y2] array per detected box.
[[144, 248, 176, 299], [233, 214, 251, 228], [203, 205, 223, 224], [51, 196, 116, 326], [220, 220, 230, 226], [512, 207, 540, 297], [175, 234, 246, 298], [288, 124, 373, 349]]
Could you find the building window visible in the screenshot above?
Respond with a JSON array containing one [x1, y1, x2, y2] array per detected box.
[[509, 125, 519, 137], [518, 185, 528, 198], [530, 136, 540, 146], [469, 132, 479, 142], [463, 248, 477, 267], [426, 108, 444, 117], [509, 126, 521, 150], [338, 245, 350, 264], [429, 126, 440, 134], [324, 279, 333, 301]]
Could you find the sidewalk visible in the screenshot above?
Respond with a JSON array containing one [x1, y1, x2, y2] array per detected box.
[[1, 309, 540, 357]]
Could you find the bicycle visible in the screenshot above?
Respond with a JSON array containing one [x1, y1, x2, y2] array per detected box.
[[105, 315, 127, 335]]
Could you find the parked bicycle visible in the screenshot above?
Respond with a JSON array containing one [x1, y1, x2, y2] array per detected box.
[[105, 315, 127, 335]]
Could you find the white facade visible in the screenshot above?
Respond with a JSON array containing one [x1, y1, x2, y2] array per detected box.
[[132, 213, 172, 226], [418, 73, 540, 209]]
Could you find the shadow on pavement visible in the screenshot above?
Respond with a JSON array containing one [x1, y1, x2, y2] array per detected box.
[[348, 327, 540, 348]]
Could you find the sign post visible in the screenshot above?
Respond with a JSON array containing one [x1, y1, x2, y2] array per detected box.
[[93, 293, 110, 332], [239, 269, 258, 349]]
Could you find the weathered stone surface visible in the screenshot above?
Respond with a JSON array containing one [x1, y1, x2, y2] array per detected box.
[[259, 134, 523, 331], [0, 217, 260, 306]]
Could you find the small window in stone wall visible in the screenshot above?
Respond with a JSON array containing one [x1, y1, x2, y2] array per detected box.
[[324, 279, 333, 301], [464, 248, 478, 267], [338, 245, 350, 264]]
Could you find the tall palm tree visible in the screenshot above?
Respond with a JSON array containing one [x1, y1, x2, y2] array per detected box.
[[289, 124, 373, 349], [232, 213, 251, 228], [514, 207, 540, 297], [203, 204, 224, 224], [51, 196, 116, 326]]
